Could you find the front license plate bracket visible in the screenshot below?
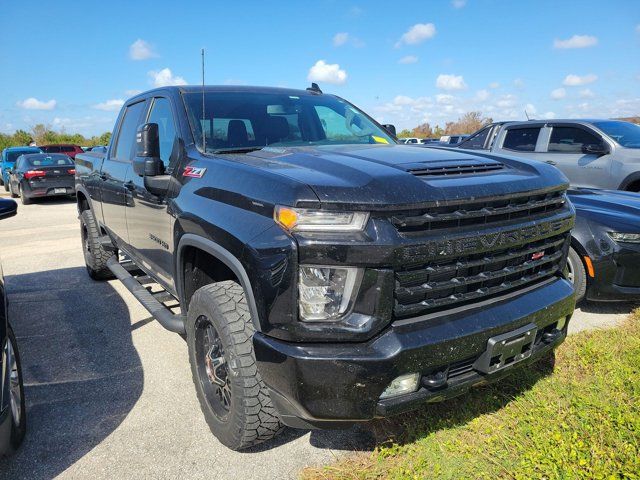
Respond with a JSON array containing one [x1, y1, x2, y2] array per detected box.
[[473, 323, 537, 374]]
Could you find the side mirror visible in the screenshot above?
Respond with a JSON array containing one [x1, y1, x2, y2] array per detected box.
[[382, 124, 397, 137], [133, 123, 164, 177], [0, 198, 18, 219], [583, 143, 609, 155]]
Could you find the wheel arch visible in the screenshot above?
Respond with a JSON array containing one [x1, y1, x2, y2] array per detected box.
[[618, 171, 640, 192], [176, 234, 261, 332]]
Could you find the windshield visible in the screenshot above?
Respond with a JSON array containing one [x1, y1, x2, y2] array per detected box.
[[183, 91, 395, 153], [593, 121, 640, 149], [6, 149, 39, 163]]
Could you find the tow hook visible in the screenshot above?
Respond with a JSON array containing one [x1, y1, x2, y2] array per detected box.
[[422, 370, 447, 389], [542, 329, 563, 344]]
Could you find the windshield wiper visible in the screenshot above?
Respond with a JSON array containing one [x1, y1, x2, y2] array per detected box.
[[211, 146, 264, 154]]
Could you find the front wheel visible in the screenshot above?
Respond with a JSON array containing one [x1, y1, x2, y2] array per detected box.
[[186, 281, 284, 450], [80, 209, 115, 280], [3, 327, 26, 455], [566, 247, 587, 303]]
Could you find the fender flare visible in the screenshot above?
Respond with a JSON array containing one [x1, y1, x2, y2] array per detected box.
[[75, 185, 95, 214], [175, 234, 262, 332], [618, 171, 640, 191]]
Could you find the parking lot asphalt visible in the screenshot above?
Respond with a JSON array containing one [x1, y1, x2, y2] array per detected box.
[[0, 197, 636, 479]]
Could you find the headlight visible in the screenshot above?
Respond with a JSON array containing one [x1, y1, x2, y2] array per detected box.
[[298, 266, 361, 321], [607, 232, 640, 244], [275, 206, 369, 232]]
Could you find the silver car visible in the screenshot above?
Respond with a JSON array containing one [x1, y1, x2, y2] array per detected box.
[[457, 120, 640, 192]]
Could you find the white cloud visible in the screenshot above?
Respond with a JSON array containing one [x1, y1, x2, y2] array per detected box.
[[488, 82, 500, 89], [475, 89, 490, 101], [348, 6, 363, 17], [125, 89, 142, 96], [398, 55, 418, 64], [17, 97, 56, 110], [452, 0, 466, 8], [562, 73, 598, 86], [436, 94, 455, 105], [513, 78, 525, 88], [550, 88, 566, 100], [543, 111, 556, 119], [579, 88, 595, 98], [333, 32, 349, 47], [524, 103, 537, 115], [148, 68, 187, 87], [93, 99, 125, 111], [129, 39, 158, 60], [553, 34, 598, 49], [395, 23, 436, 47], [308, 60, 347, 85], [393, 95, 415, 106], [436, 74, 467, 91], [496, 94, 517, 108]]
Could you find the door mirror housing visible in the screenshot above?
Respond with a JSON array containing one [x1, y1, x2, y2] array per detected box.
[[0, 198, 18, 220], [133, 122, 164, 177], [382, 124, 397, 137], [133, 156, 165, 177], [583, 143, 609, 155]]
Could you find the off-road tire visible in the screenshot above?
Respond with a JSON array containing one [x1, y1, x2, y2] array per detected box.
[[9, 182, 17, 199], [80, 209, 115, 280], [186, 281, 284, 450], [3, 327, 26, 455], [19, 186, 30, 205], [567, 247, 587, 303]]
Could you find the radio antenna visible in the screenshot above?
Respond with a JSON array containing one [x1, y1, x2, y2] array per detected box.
[[524, 109, 530, 121], [201, 48, 206, 151]]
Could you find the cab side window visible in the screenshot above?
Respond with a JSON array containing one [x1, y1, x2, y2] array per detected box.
[[459, 127, 490, 150], [113, 101, 146, 162], [147, 98, 178, 167], [548, 127, 603, 153]]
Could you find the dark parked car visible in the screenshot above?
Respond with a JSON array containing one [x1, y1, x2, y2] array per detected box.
[[8, 153, 76, 205], [0, 199, 26, 456], [74, 85, 574, 450], [39, 144, 84, 159], [567, 188, 640, 302]]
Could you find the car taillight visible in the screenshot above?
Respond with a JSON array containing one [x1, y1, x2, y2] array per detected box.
[[68, 168, 76, 175], [24, 170, 46, 179]]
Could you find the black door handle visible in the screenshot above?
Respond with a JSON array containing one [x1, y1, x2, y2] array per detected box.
[[545, 160, 557, 166], [98, 172, 108, 181]]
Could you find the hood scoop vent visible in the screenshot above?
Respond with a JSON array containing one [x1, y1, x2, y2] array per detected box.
[[408, 159, 505, 177]]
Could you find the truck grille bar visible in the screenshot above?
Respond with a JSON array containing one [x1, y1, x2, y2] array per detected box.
[[394, 231, 570, 318]]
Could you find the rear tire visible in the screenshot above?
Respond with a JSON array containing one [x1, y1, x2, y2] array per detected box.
[[3, 327, 26, 455], [4, 182, 9, 192], [80, 209, 115, 280], [566, 247, 587, 303], [186, 281, 284, 450], [19, 186, 30, 205], [8, 182, 17, 199]]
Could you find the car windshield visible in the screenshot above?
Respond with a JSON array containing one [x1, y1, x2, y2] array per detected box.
[[183, 91, 395, 153], [6, 150, 38, 163], [593, 121, 640, 149], [26, 155, 73, 167]]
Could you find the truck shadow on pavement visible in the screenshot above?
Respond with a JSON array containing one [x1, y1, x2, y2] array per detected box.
[[0, 267, 143, 480]]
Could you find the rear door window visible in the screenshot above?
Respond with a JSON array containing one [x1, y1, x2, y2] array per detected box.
[[548, 127, 602, 153], [502, 127, 541, 152], [113, 101, 146, 162]]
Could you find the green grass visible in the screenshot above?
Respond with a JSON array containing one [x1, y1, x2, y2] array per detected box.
[[302, 310, 640, 480]]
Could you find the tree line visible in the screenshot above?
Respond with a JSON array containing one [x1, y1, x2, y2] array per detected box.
[[398, 111, 493, 138], [0, 124, 111, 151]]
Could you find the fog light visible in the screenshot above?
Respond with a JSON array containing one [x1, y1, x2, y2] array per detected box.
[[379, 373, 420, 399], [299, 266, 361, 321], [556, 316, 567, 331]]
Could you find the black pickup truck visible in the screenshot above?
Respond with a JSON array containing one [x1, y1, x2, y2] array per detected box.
[[75, 85, 576, 450]]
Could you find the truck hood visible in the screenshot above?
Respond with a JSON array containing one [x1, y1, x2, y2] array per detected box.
[[241, 144, 568, 209]]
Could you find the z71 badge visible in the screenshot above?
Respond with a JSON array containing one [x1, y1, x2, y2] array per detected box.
[[183, 166, 207, 178]]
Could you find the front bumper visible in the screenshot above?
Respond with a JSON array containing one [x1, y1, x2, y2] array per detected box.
[[586, 241, 640, 302], [254, 276, 575, 428]]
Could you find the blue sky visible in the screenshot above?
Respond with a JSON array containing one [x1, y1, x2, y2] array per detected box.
[[1, 0, 639, 136]]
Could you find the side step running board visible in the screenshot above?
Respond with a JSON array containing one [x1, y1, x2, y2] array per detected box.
[[107, 256, 186, 334]]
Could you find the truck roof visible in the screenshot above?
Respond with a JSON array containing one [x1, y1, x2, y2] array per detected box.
[[129, 85, 322, 101]]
